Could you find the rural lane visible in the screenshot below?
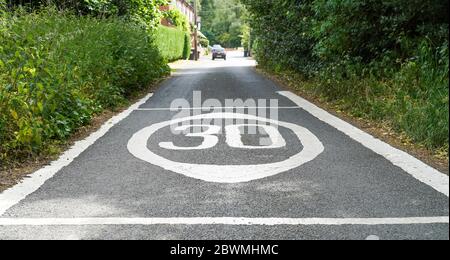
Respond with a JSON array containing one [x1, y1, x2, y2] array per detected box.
[[0, 51, 448, 240]]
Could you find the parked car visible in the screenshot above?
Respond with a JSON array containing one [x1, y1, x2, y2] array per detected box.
[[212, 45, 227, 60]]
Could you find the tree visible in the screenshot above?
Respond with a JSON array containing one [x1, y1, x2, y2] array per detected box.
[[241, 0, 449, 72], [200, 0, 245, 48]]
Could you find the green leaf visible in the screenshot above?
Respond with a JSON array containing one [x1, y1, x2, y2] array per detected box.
[[10, 109, 18, 120], [37, 102, 44, 113]]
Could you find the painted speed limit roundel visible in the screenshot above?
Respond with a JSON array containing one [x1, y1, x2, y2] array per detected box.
[[127, 113, 324, 183]]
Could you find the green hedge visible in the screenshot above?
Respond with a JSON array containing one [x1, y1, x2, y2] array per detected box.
[[242, 0, 449, 153], [0, 9, 170, 165], [155, 25, 191, 62]]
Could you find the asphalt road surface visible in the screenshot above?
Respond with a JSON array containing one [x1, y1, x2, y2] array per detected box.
[[0, 51, 448, 240]]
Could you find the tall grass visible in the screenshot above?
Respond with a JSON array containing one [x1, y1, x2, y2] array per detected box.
[[282, 40, 449, 154], [0, 8, 170, 166]]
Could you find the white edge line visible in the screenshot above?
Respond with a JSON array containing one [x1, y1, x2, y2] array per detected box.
[[278, 91, 449, 197], [0, 217, 448, 226], [0, 93, 154, 216]]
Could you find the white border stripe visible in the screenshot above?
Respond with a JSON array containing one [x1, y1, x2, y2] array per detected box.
[[136, 106, 300, 111], [0, 217, 448, 226], [0, 93, 154, 216], [278, 91, 449, 197]]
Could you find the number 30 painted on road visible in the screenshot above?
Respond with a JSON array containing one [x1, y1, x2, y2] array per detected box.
[[159, 124, 286, 150], [127, 113, 324, 183]]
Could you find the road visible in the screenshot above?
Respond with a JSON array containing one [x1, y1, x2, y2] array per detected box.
[[0, 51, 448, 240]]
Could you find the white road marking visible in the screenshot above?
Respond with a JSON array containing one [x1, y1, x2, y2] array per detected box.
[[0, 94, 154, 216], [159, 124, 222, 150], [278, 91, 449, 197], [127, 113, 324, 183], [225, 124, 286, 149], [366, 235, 381, 240], [0, 217, 447, 226], [136, 106, 301, 111]]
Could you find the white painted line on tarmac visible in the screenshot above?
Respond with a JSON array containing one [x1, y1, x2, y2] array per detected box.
[[0, 93, 155, 216], [136, 106, 301, 111], [0, 217, 448, 226], [278, 91, 449, 197]]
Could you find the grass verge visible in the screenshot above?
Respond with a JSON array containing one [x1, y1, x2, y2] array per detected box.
[[0, 78, 166, 192], [257, 67, 449, 174]]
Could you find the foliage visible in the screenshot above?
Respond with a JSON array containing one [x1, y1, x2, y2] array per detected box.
[[163, 8, 190, 32], [0, 8, 170, 166], [198, 32, 209, 48], [183, 32, 192, 59], [187, 0, 201, 10], [159, 4, 191, 60], [5, 0, 168, 30], [200, 0, 245, 48], [155, 25, 191, 61], [240, 24, 250, 51], [241, 0, 449, 152]]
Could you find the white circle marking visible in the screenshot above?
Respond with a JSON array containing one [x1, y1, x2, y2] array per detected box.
[[127, 113, 324, 183]]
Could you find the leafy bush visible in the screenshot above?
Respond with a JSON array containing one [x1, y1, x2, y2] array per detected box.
[[163, 8, 190, 32], [198, 33, 209, 48], [242, 0, 449, 152], [5, 0, 168, 30], [155, 25, 191, 61], [0, 8, 170, 165]]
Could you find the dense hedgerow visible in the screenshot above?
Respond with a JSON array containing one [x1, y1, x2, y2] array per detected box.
[[242, 0, 449, 153], [155, 25, 191, 61], [0, 8, 170, 165], [156, 8, 191, 62], [4, 0, 168, 30]]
